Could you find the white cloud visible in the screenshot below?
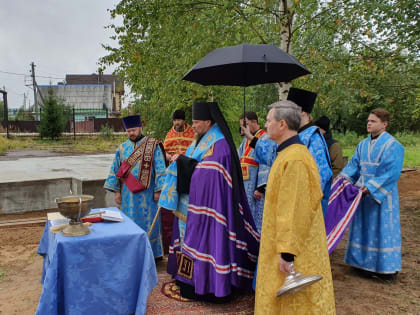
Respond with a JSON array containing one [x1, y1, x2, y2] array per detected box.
[[0, 0, 122, 108]]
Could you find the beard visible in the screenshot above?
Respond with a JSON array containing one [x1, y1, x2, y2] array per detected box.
[[174, 124, 184, 132]]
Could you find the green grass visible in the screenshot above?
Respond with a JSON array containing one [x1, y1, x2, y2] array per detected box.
[[0, 136, 33, 154], [337, 132, 420, 168], [1, 132, 419, 167], [0, 135, 127, 155]]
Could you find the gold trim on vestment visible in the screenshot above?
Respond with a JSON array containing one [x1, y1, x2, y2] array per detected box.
[[178, 253, 194, 279]]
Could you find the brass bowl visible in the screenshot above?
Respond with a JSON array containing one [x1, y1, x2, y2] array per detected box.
[[55, 195, 94, 221], [55, 195, 94, 237]]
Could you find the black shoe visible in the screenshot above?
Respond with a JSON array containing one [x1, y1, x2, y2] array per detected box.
[[374, 272, 398, 282], [352, 268, 398, 282], [178, 281, 198, 300], [178, 281, 233, 304]]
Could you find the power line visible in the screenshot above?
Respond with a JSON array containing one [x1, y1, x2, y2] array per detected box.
[[0, 69, 64, 80], [0, 70, 25, 76]]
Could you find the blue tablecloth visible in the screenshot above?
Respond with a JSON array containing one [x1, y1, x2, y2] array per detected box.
[[36, 207, 158, 315]]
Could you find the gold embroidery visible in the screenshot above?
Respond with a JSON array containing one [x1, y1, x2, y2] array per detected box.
[[177, 253, 194, 279], [202, 145, 214, 159], [241, 164, 250, 180], [198, 133, 215, 151], [176, 252, 182, 266]]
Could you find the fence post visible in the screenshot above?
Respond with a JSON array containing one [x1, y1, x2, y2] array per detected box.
[[4, 93, 9, 139], [73, 108, 76, 140], [0, 90, 9, 139], [106, 107, 108, 118]]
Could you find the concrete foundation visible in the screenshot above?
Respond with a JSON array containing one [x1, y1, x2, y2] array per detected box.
[[0, 154, 117, 214]]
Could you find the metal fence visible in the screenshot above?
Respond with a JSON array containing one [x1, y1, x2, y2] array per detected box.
[[1, 108, 125, 137], [2, 108, 109, 122]]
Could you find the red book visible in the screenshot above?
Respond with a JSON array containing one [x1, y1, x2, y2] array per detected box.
[[81, 216, 103, 223]]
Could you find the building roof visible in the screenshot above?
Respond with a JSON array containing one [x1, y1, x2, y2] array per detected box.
[[65, 74, 124, 93]]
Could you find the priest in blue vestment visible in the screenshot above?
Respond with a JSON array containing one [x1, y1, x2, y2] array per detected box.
[[158, 102, 259, 301], [288, 88, 333, 217], [104, 115, 167, 258], [340, 108, 404, 278], [242, 88, 333, 217]]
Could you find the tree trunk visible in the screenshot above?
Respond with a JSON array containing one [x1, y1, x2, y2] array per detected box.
[[277, 0, 293, 100]]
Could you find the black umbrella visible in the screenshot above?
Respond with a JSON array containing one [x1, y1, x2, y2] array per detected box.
[[182, 43, 310, 87], [182, 43, 311, 124]]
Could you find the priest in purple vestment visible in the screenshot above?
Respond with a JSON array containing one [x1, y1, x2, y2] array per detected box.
[[158, 102, 260, 302]]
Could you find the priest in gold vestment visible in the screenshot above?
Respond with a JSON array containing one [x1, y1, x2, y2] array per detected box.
[[255, 100, 335, 315]]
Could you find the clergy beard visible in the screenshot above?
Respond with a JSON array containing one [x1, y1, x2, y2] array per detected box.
[[174, 124, 185, 132], [130, 134, 144, 143]]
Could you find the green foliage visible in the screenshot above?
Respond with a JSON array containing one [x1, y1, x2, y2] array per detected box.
[[99, 123, 114, 140], [334, 131, 365, 148], [292, 1, 420, 134], [393, 132, 420, 147], [101, 0, 420, 137], [14, 106, 35, 121], [100, 0, 287, 138], [38, 90, 68, 140]]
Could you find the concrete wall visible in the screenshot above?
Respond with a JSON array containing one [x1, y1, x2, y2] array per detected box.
[[81, 179, 116, 210], [0, 177, 117, 214]]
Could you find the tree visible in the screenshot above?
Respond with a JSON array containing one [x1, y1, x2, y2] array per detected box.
[[101, 0, 420, 136], [38, 90, 67, 140], [0, 101, 4, 121]]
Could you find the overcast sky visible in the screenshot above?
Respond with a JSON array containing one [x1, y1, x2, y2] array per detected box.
[[0, 0, 124, 108]]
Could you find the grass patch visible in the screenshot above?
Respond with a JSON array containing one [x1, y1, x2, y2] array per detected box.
[[0, 268, 5, 281], [2, 132, 419, 167], [0, 135, 127, 154], [0, 136, 33, 154], [337, 132, 420, 168]]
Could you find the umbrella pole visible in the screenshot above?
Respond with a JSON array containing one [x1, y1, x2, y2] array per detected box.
[[243, 87, 246, 127]]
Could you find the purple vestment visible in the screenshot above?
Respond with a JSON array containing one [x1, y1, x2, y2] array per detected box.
[[169, 139, 260, 297], [325, 177, 362, 254]]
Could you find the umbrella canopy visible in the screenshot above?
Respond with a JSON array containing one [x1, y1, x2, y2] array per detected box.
[[182, 43, 310, 87]]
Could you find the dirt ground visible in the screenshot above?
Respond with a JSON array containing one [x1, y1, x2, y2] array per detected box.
[[0, 170, 419, 314]]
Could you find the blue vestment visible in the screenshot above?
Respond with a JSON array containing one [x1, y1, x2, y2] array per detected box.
[[238, 129, 269, 232], [158, 124, 225, 241], [299, 126, 333, 217], [341, 131, 404, 273], [104, 137, 167, 258], [253, 126, 332, 217]]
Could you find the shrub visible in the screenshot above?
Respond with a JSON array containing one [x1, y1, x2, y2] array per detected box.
[[38, 93, 67, 140], [100, 123, 114, 140]]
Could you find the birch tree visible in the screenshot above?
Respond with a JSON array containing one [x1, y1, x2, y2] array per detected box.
[[101, 0, 419, 137]]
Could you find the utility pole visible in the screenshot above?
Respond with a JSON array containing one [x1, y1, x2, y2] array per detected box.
[[0, 89, 9, 138], [31, 62, 38, 120]]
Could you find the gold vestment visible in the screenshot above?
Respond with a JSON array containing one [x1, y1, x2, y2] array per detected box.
[[255, 144, 336, 315]]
